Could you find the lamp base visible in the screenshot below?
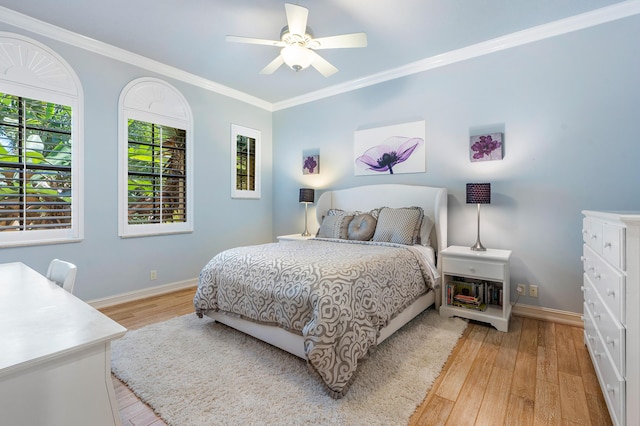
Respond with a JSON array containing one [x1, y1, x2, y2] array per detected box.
[[470, 239, 486, 251]]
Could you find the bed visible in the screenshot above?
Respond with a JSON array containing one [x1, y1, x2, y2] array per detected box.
[[194, 184, 448, 398]]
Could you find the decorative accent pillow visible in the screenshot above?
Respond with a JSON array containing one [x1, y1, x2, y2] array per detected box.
[[317, 214, 354, 239], [347, 213, 377, 241], [372, 207, 424, 245]]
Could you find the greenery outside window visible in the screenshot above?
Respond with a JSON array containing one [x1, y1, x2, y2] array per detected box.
[[119, 78, 193, 237], [127, 120, 187, 225], [0, 93, 73, 232], [0, 33, 83, 248]]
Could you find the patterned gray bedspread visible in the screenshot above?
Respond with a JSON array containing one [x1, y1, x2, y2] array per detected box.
[[193, 238, 437, 398]]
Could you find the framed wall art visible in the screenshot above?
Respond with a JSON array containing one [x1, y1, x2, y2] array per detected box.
[[354, 120, 426, 175], [303, 155, 319, 175], [470, 132, 503, 162]]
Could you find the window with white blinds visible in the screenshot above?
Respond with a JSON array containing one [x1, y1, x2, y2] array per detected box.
[[0, 33, 83, 248], [0, 94, 73, 232], [126, 120, 187, 225], [118, 78, 193, 237]]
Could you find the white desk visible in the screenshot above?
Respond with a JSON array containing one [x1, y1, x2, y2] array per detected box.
[[0, 262, 127, 426]]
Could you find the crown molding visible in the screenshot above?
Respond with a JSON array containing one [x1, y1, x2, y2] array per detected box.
[[1, 1, 639, 113], [0, 6, 273, 111], [272, 0, 640, 111]]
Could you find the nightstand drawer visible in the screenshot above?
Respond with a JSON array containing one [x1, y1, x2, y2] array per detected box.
[[442, 257, 504, 281]]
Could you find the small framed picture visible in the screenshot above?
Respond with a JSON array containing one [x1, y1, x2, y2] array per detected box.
[[303, 155, 319, 175], [470, 133, 503, 162]]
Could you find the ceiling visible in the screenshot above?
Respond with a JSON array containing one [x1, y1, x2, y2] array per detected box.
[[0, 0, 633, 106]]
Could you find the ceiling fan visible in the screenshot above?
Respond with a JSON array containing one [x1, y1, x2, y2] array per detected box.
[[226, 3, 367, 77]]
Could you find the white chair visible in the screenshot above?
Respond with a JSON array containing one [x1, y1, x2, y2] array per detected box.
[[47, 259, 77, 294]]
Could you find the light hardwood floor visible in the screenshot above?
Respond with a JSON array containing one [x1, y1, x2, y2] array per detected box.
[[100, 288, 612, 426]]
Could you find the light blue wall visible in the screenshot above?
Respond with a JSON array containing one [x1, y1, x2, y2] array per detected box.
[[0, 23, 273, 300], [2, 15, 639, 313], [272, 16, 640, 313]]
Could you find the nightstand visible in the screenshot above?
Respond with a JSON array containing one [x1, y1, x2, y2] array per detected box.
[[277, 234, 314, 242], [439, 245, 512, 332]]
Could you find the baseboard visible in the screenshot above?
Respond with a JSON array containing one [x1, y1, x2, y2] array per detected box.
[[87, 279, 198, 309], [512, 303, 583, 327]]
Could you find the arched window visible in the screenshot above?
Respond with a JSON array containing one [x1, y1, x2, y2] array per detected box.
[[118, 77, 193, 237], [0, 32, 83, 247]]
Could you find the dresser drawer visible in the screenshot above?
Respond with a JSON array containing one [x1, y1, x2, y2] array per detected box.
[[584, 313, 625, 426], [583, 217, 603, 254], [583, 291, 625, 376], [583, 244, 625, 324], [602, 223, 626, 271], [442, 257, 504, 280]]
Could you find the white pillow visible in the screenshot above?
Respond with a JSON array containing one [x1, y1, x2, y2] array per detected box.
[[419, 215, 434, 247]]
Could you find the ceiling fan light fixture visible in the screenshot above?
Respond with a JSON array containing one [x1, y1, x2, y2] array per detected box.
[[281, 45, 312, 72]]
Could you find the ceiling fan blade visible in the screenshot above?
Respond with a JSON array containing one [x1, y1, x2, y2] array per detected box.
[[307, 50, 338, 77], [226, 35, 285, 47], [285, 3, 308, 35], [311, 33, 368, 49], [259, 55, 285, 75]]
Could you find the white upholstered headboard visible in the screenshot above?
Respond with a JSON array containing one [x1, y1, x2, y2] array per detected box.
[[315, 184, 448, 256]]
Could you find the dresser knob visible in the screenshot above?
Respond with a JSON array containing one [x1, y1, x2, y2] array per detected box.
[[606, 289, 616, 297], [594, 350, 601, 358], [595, 273, 601, 280], [587, 300, 595, 306], [604, 242, 612, 248], [591, 234, 598, 240], [593, 312, 601, 319], [587, 334, 595, 341], [582, 229, 587, 234], [580, 286, 585, 292], [606, 336, 616, 347], [606, 384, 617, 395], [580, 256, 586, 261]]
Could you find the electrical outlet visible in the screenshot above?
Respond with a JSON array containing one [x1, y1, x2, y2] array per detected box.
[[529, 284, 538, 298], [150, 270, 157, 280], [516, 284, 526, 295]]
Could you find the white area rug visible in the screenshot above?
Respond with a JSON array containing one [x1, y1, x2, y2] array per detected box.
[[111, 309, 467, 425]]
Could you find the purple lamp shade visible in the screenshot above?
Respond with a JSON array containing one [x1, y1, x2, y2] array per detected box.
[[466, 183, 491, 204]]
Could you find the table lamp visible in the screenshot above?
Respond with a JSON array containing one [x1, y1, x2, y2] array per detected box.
[[466, 183, 491, 251], [299, 188, 315, 236]]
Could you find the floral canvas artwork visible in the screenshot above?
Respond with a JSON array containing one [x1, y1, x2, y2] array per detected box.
[[470, 133, 503, 162], [303, 155, 319, 174], [354, 121, 426, 175]]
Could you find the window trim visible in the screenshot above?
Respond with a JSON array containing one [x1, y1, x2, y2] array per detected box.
[[0, 32, 84, 248], [231, 124, 261, 200], [118, 77, 193, 238]]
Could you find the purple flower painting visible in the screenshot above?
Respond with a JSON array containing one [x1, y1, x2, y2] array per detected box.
[[354, 121, 426, 176], [303, 155, 319, 175], [470, 133, 503, 162], [356, 136, 423, 174]]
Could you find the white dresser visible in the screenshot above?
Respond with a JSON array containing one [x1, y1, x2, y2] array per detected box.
[[582, 211, 640, 426]]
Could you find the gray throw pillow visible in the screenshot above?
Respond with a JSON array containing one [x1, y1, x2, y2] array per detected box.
[[347, 213, 377, 241]]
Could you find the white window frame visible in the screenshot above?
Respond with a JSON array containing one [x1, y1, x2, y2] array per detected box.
[[118, 77, 193, 238], [231, 124, 261, 199], [0, 32, 84, 248]]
